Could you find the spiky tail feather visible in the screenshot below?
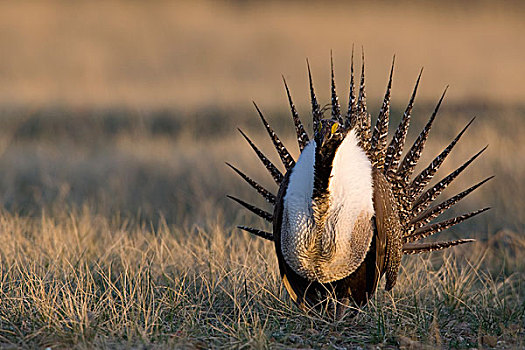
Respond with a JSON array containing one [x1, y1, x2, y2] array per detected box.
[[237, 128, 283, 184], [238, 226, 274, 241], [384, 69, 422, 177], [346, 46, 357, 128], [409, 176, 493, 230], [408, 117, 476, 201], [226, 195, 273, 222], [370, 56, 394, 169], [402, 239, 475, 255], [226, 162, 276, 204], [405, 207, 490, 243], [253, 102, 295, 171], [283, 77, 309, 151]]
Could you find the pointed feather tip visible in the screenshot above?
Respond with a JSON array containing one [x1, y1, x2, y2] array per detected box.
[[406, 68, 424, 104], [479, 144, 489, 156], [282, 75, 289, 89], [237, 127, 249, 140], [431, 85, 449, 114], [282, 75, 295, 105], [306, 58, 317, 97], [252, 101, 270, 125], [350, 45, 355, 72], [453, 116, 477, 139], [459, 206, 492, 221], [415, 67, 424, 85], [282, 75, 296, 105], [306, 58, 314, 93], [252, 100, 261, 113], [442, 85, 449, 97], [330, 51, 336, 81], [386, 55, 395, 89]]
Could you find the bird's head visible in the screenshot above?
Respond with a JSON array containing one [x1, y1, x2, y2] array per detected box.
[[314, 118, 348, 158]]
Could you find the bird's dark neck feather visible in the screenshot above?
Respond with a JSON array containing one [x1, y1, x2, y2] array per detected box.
[[312, 140, 340, 201], [310, 139, 341, 260]]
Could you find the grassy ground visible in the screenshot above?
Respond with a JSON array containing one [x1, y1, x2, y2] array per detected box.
[[0, 0, 523, 348], [0, 207, 522, 349], [0, 101, 523, 348]]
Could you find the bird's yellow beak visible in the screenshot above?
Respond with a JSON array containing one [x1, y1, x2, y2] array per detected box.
[[331, 122, 339, 135]]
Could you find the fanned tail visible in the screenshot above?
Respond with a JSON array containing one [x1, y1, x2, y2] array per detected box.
[[370, 63, 488, 255], [231, 53, 489, 258]]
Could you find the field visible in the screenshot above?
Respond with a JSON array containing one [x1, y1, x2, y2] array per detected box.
[[0, 1, 523, 348]]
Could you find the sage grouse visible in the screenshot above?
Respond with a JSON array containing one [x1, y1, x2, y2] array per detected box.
[[228, 52, 490, 315]]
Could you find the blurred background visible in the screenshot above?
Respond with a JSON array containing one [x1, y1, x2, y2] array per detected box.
[[0, 0, 523, 235]]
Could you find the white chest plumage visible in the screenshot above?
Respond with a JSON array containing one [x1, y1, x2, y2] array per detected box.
[[281, 129, 375, 283]]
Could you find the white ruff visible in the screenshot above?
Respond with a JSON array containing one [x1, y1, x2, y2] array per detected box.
[[281, 142, 316, 270], [281, 130, 374, 282]]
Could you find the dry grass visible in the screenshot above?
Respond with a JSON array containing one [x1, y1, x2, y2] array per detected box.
[[0, 1, 523, 348], [0, 207, 522, 348]]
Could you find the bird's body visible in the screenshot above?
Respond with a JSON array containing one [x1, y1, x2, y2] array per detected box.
[[281, 132, 375, 284], [228, 53, 490, 317]]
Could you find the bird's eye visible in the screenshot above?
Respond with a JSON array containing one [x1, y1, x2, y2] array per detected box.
[[331, 122, 339, 134]]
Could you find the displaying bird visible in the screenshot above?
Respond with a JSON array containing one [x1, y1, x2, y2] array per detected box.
[[227, 51, 490, 317]]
